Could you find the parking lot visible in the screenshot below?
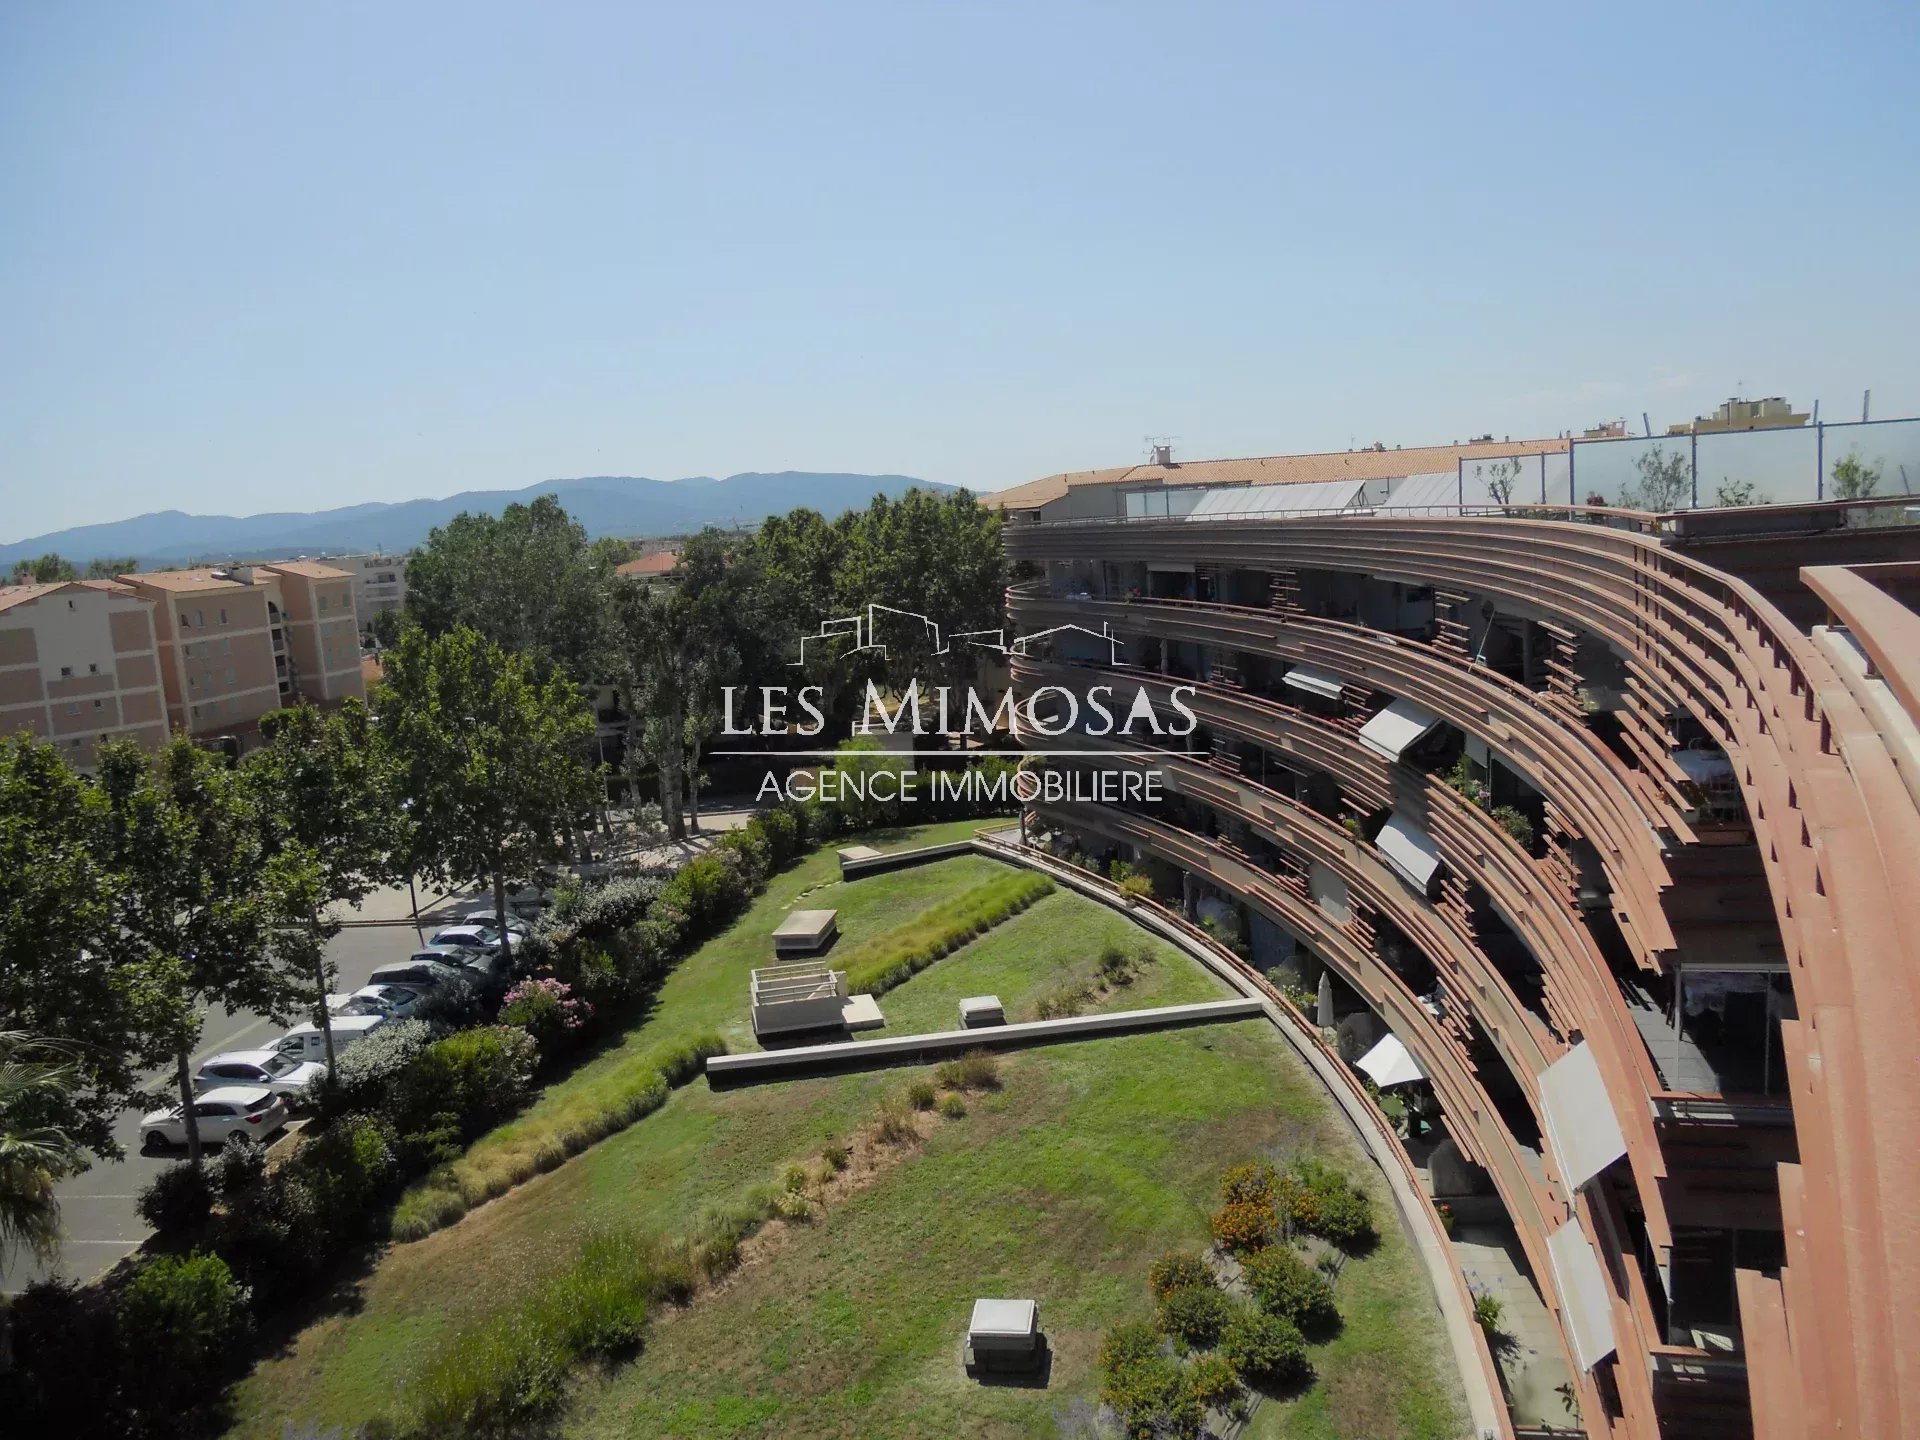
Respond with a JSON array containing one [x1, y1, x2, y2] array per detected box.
[[0, 894, 460, 1294]]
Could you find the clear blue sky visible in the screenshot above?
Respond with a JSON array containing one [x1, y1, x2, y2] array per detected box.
[[3, 1, 1917, 541]]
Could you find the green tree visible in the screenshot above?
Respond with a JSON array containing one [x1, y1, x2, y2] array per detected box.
[[6, 553, 77, 584], [0, 736, 167, 1161], [1621, 445, 1692, 511], [375, 626, 600, 956], [83, 556, 139, 580], [612, 582, 707, 840], [1829, 452, 1883, 500], [96, 737, 310, 1165], [365, 605, 406, 650], [243, 701, 401, 1071], [1714, 477, 1768, 507], [403, 495, 621, 680], [0, 1032, 88, 1265], [1482, 458, 1520, 508]]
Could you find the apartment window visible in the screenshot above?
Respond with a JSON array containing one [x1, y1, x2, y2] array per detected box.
[[224, 667, 236, 686], [194, 609, 204, 627], [93, 699, 103, 710], [188, 674, 198, 691], [180, 611, 190, 627], [65, 703, 78, 715], [70, 738, 81, 749], [319, 595, 329, 611], [87, 662, 99, 674], [219, 608, 228, 624], [222, 639, 232, 655], [59, 665, 72, 678]]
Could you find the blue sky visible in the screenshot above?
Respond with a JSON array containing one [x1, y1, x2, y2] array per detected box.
[[3, 2, 1916, 541]]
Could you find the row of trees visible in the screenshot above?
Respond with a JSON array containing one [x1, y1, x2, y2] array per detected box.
[[397, 487, 1006, 839], [0, 623, 599, 1252], [6, 553, 141, 584]]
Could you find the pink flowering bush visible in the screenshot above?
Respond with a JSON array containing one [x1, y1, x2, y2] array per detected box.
[[499, 977, 591, 1054]]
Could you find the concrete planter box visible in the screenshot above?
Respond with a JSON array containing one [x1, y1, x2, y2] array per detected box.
[[750, 961, 848, 1038], [772, 908, 838, 955]]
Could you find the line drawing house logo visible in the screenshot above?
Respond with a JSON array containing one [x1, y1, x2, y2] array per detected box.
[[790, 604, 1122, 667]]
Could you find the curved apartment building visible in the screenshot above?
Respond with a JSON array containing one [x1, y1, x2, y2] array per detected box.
[[987, 446, 1920, 1440]]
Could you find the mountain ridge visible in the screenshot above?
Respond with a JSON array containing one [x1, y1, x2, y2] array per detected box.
[[2, 471, 952, 569]]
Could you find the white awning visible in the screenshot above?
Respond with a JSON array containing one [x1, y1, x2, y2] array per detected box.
[[1539, 1041, 1629, 1190], [1377, 812, 1443, 894], [1185, 478, 1368, 519], [1547, 1218, 1619, 1370], [1383, 470, 1462, 510], [1283, 664, 1346, 701], [1357, 698, 1444, 761], [1356, 1033, 1426, 1089], [1308, 860, 1350, 921]]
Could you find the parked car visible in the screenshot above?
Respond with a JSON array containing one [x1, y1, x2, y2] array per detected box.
[[270, 1013, 386, 1064], [457, 908, 530, 936], [335, 983, 429, 1019], [193, 1049, 327, 1098], [407, 943, 510, 988], [367, 958, 469, 992], [141, 1086, 287, 1152], [431, 924, 522, 954]]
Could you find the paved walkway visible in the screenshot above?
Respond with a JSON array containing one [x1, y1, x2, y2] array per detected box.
[[1454, 1226, 1579, 1430]]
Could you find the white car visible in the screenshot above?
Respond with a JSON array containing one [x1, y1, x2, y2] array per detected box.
[[431, 924, 523, 954], [141, 1086, 287, 1152], [458, 908, 530, 937], [193, 1049, 327, 1097]]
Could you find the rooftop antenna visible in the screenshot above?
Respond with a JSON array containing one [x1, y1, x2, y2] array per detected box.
[[1144, 435, 1178, 467], [1862, 389, 1872, 423], [1642, 412, 1652, 438]]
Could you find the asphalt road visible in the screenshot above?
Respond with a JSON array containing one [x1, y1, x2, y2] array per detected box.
[[1, 914, 444, 1295]]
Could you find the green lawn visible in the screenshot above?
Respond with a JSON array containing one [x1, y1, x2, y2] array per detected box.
[[226, 825, 1463, 1440]]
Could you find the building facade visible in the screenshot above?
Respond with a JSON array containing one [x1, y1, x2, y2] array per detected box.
[[320, 552, 408, 628], [0, 580, 169, 768], [989, 448, 1920, 1440]]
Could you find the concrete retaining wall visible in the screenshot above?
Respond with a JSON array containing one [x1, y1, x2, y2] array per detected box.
[[838, 838, 976, 880], [705, 998, 1263, 1087]]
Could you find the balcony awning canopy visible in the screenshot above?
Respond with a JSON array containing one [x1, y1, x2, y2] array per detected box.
[[1283, 664, 1346, 701], [1355, 1033, 1426, 1089], [1377, 812, 1443, 893], [1540, 1041, 1629, 1190], [1185, 479, 1368, 519], [1547, 1218, 1619, 1371], [1357, 698, 1445, 761]]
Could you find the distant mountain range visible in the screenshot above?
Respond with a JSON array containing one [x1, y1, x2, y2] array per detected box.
[[0, 472, 952, 570]]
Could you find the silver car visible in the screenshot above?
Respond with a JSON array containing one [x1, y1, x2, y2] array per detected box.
[[193, 1049, 327, 1097], [141, 1086, 287, 1152]]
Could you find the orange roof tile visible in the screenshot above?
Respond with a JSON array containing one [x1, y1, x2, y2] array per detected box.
[[118, 568, 251, 592], [0, 583, 63, 613], [983, 437, 1573, 510], [616, 550, 682, 578], [259, 560, 352, 580]]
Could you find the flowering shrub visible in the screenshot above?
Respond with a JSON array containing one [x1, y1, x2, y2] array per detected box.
[[499, 977, 591, 1054], [1209, 1198, 1278, 1255]]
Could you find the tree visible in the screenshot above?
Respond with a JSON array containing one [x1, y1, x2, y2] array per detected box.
[[375, 626, 600, 959], [403, 495, 622, 681], [1621, 445, 1692, 511], [612, 582, 706, 841], [83, 556, 139, 580], [1483, 458, 1521, 508], [6, 553, 77, 584], [0, 735, 167, 1161], [96, 737, 310, 1165], [1829, 452, 1883, 500], [1714, 477, 1768, 507], [243, 702, 400, 1071], [365, 605, 406, 650], [0, 1032, 88, 1265]]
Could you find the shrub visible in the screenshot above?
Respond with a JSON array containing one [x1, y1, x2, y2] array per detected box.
[[1187, 1351, 1243, 1415], [1221, 1160, 1279, 1206], [1473, 1290, 1505, 1335], [782, 1164, 809, 1194], [210, 1134, 266, 1198], [136, 1162, 212, 1235], [388, 1025, 537, 1141], [905, 1079, 937, 1111], [1098, 1322, 1201, 1440], [873, 1099, 918, 1145], [113, 1252, 250, 1418], [1148, 1251, 1215, 1301], [839, 871, 1053, 994], [1097, 943, 1131, 983], [935, 1049, 1000, 1091], [1279, 1160, 1376, 1250], [498, 977, 591, 1054], [936, 1091, 967, 1119], [318, 1018, 438, 1117], [299, 1113, 400, 1236], [772, 1189, 812, 1221], [1220, 1307, 1309, 1388], [821, 1142, 850, 1172], [218, 1169, 331, 1304], [1033, 984, 1084, 1020], [1118, 872, 1154, 900], [1491, 805, 1535, 849], [1242, 1244, 1338, 1333], [1210, 1198, 1278, 1254], [1159, 1285, 1234, 1349], [0, 1278, 121, 1438]]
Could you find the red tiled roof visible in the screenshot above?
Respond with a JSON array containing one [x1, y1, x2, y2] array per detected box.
[[616, 550, 682, 578]]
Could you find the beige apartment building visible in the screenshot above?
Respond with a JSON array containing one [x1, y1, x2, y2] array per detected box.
[[0, 580, 170, 768], [117, 561, 364, 741], [322, 552, 408, 627]]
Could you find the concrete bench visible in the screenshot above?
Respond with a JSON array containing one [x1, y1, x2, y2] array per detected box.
[[772, 908, 838, 954]]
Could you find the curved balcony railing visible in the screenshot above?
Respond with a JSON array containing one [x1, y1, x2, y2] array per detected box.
[[1007, 515, 1920, 1440]]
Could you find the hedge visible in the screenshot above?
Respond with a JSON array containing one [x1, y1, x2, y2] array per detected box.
[[839, 869, 1054, 995]]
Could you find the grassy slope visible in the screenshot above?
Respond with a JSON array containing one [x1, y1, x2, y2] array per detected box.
[[228, 826, 1461, 1439]]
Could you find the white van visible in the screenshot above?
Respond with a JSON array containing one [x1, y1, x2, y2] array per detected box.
[[271, 1012, 386, 1064]]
